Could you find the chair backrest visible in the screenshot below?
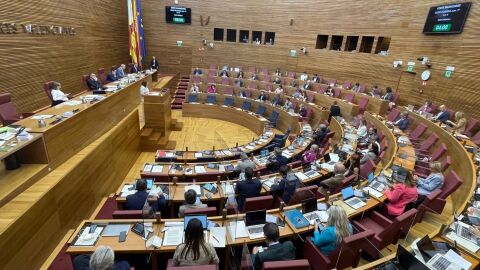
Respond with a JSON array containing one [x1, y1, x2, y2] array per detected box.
[[243, 195, 274, 213], [392, 92, 400, 103], [98, 68, 107, 84], [420, 133, 439, 151], [262, 259, 310, 270], [82, 74, 90, 90], [242, 101, 252, 111], [248, 81, 258, 89], [166, 259, 217, 270], [224, 97, 234, 106], [263, 75, 271, 82], [473, 130, 480, 145], [265, 83, 273, 92], [378, 131, 385, 142], [344, 92, 354, 103], [360, 158, 376, 179], [269, 111, 280, 121], [206, 95, 216, 104], [289, 185, 317, 205], [306, 91, 314, 102], [409, 123, 427, 140], [44, 81, 54, 102], [0, 93, 20, 124], [335, 230, 375, 269], [288, 71, 296, 78], [415, 189, 443, 223], [439, 170, 462, 200], [256, 106, 266, 116], [247, 66, 256, 73], [184, 207, 218, 217], [358, 97, 369, 110], [387, 108, 400, 122], [208, 64, 217, 70], [224, 86, 234, 95], [112, 210, 143, 219], [378, 209, 417, 246], [342, 81, 352, 89], [208, 70, 217, 77], [207, 77, 215, 84], [188, 94, 198, 103], [333, 88, 340, 98], [441, 155, 451, 171], [358, 84, 366, 93], [446, 109, 456, 121], [327, 79, 337, 86], [430, 143, 447, 161], [261, 67, 268, 75], [318, 86, 327, 94], [221, 77, 230, 85], [192, 76, 202, 84], [464, 118, 479, 136]]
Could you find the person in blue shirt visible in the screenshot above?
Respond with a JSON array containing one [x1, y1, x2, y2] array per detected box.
[[394, 111, 410, 131], [414, 161, 444, 196], [269, 165, 299, 204], [116, 64, 126, 78], [312, 205, 353, 256], [432, 105, 450, 123], [106, 69, 117, 82]]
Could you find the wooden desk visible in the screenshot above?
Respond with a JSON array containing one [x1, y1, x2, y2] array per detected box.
[[336, 87, 389, 116], [143, 89, 172, 135], [16, 72, 155, 168]]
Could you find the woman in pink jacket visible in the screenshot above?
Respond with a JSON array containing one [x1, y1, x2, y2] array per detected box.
[[384, 173, 418, 217]]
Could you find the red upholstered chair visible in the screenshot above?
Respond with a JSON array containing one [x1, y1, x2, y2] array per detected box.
[[318, 86, 327, 94], [287, 185, 318, 206], [300, 107, 312, 122], [166, 259, 217, 270], [415, 133, 439, 154], [358, 84, 366, 93], [264, 83, 273, 92], [208, 70, 217, 77], [263, 75, 271, 82], [358, 97, 369, 114], [463, 118, 479, 137], [359, 159, 376, 179], [387, 108, 400, 122], [344, 92, 354, 103], [44, 81, 54, 104], [327, 79, 337, 86], [184, 207, 218, 217], [194, 172, 222, 182], [243, 195, 273, 213], [192, 76, 202, 84], [378, 131, 385, 142], [0, 93, 34, 125], [306, 91, 314, 102], [408, 123, 427, 141], [333, 88, 341, 98], [414, 145, 447, 176], [98, 68, 107, 84], [391, 93, 400, 104], [353, 209, 418, 258], [112, 210, 143, 219], [248, 81, 258, 90], [247, 66, 256, 74], [428, 170, 462, 214], [221, 77, 231, 85], [446, 109, 456, 121], [208, 64, 217, 70], [82, 74, 90, 91], [330, 174, 356, 195], [414, 189, 442, 224], [262, 259, 309, 270], [224, 86, 234, 96], [417, 155, 451, 180], [473, 130, 480, 145], [304, 230, 374, 270], [342, 81, 352, 89], [288, 71, 296, 78], [261, 68, 269, 75], [127, 63, 134, 73], [207, 77, 215, 84], [111, 65, 118, 72]]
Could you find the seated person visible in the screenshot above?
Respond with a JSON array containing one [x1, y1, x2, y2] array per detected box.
[[116, 64, 126, 79], [130, 63, 140, 73], [344, 153, 360, 181], [266, 147, 289, 172], [270, 165, 299, 204], [107, 69, 117, 82], [219, 70, 229, 77], [241, 35, 249, 43], [317, 163, 346, 195], [207, 84, 217, 93], [292, 88, 303, 100], [311, 74, 321, 83], [251, 73, 259, 80], [325, 86, 334, 96], [190, 83, 200, 93], [173, 218, 219, 266], [273, 76, 282, 84], [235, 78, 244, 87], [382, 87, 394, 101], [417, 100, 434, 114], [274, 85, 284, 94], [303, 144, 320, 163], [394, 111, 410, 131], [446, 111, 467, 133], [360, 142, 379, 164], [239, 89, 248, 98], [237, 71, 245, 78], [274, 68, 281, 77], [384, 173, 418, 217], [253, 37, 261, 44], [351, 82, 361, 92], [86, 73, 103, 90], [235, 167, 261, 211], [283, 97, 293, 112], [271, 93, 281, 106], [357, 120, 368, 138], [289, 79, 298, 87], [178, 189, 208, 218], [73, 245, 130, 270], [313, 124, 330, 145], [124, 179, 167, 213], [370, 85, 381, 98], [328, 101, 341, 122], [192, 67, 203, 75], [300, 71, 308, 81], [311, 205, 352, 256], [302, 80, 312, 90], [366, 127, 379, 144], [432, 105, 450, 123], [252, 223, 296, 270], [140, 81, 150, 97], [234, 153, 256, 174], [258, 91, 268, 102], [50, 82, 69, 106], [298, 104, 308, 117], [414, 161, 444, 196]]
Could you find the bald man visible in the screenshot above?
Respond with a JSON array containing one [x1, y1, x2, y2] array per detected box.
[[318, 163, 346, 195]]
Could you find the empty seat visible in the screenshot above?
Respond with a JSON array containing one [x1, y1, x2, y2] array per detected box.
[[98, 68, 107, 84], [187, 94, 198, 103], [408, 123, 427, 141], [464, 118, 479, 137], [256, 106, 266, 116], [344, 92, 354, 103], [342, 81, 352, 89], [262, 259, 310, 270], [243, 195, 274, 213], [0, 93, 34, 125], [241, 101, 252, 111], [360, 158, 376, 179], [224, 97, 234, 106], [206, 95, 216, 104], [224, 86, 234, 95], [358, 97, 369, 114], [428, 170, 462, 214], [387, 108, 400, 122]]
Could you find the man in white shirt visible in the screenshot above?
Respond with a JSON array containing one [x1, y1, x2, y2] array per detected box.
[[274, 86, 284, 95], [50, 82, 69, 106], [300, 71, 308, 81], [116, 64, 126, 78]]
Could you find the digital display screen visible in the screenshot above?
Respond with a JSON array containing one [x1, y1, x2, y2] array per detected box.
[[165, 6, 192, 24], [423, 2, 471, 34]]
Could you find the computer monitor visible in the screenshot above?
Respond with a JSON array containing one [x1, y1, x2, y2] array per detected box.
[[245, 210, 266, 226], [303, 198, 317, 214], [367, 172, 375, 183], [396, 245, 429, 270], [136, 178, 153, 190], [323, 153, 331, 163], [184, 215, 208, 230], [341, 186, 354, 200]]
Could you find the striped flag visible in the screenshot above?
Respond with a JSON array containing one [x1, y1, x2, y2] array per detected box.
[[127, 0, 146, 67]]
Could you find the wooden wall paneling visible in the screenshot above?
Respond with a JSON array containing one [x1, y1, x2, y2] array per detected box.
[[142, 0, 480, 119], [0, 110, 141, 269], [0, 0, 130, 113]]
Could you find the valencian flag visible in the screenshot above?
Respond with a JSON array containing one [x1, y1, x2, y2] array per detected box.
[[127, 0, 146, 67]]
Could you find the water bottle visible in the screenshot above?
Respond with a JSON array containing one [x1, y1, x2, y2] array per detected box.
[[38, 119, 46, 128]]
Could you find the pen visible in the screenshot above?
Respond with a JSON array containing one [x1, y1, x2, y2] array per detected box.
[[212, 234, 220, 243]]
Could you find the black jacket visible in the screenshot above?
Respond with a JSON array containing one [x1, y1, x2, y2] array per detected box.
[[235, 178, 262, 211], [253, 241, 296, 270]]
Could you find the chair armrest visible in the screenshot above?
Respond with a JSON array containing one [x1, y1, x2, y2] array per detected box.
[[370, 211, 393, 227], [3, 119, 21, 125], [21, 112, 35, 118], [352, 220, 369, 232]]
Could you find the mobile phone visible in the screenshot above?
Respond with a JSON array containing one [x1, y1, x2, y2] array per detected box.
[[89, 224, 97, 233], [119, 231, 127, 242]]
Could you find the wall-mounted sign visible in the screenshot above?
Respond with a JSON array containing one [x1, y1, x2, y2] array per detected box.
[[289, 49, 297, 57], [406, 61, 415, 72], [176, 40, 183, 47], [444, 66, 455, 78], [0, 22, 76, 36]]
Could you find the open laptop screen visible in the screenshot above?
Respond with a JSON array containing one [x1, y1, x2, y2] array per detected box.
[[245, 210, 266, 226], [184, 215, 207, 230], [367, 172, 375, 183], [341, 186, 354, 200], [303, 198, 317, 214]]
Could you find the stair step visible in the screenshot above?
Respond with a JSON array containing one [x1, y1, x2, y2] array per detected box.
[[158, 136, 169, 145], [141, 128, 153, 137], [149, 132, 161, 141]]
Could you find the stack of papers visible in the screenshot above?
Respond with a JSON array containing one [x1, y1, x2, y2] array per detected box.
[[185, 185, 201, 194], [195, 165, 206, 173], [74, 226, 103, 246], [228, 220, 248, 239], [143, 164, 153, 172], [209, 227, 226, 247], [163, 226, 184, 246], [194, 153, 203, 158], [64, 100, 82, 106], [151, 165, 163, 173], [294, 172, 308, 182], [120, 185, 135, 197], [282, 150, 293, 158], [223, 183, 235, 195], [363, 187, 383, 198]]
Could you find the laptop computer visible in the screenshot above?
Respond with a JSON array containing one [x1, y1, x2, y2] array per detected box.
[[426, 254, 460, 270], [302, 198, 328, 224], [367, 172, 386, 192], [416, 235, 453, 263], [184, 215, 208, 231], [323, 153, 336, 165], [395, 245, 430, 270], [342, 186, 366, 210], [245, 210, 266, 239], [455, 221, 475, 241]]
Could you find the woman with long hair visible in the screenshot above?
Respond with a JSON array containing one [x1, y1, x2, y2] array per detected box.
[[172, 219, 219, 266], [384, 172, 418, 217], [312, 205, 352, 255]]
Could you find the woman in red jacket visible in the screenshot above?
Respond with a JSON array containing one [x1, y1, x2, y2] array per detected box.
[[383, 173, 418, 217]]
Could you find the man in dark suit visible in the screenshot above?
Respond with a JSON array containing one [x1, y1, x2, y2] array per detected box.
[[131, 63, 140, 73], [150, 56, 159, 70], [267, 147, 289, 172], [433, 105, 450, 123], [270, 165, 299, 204], [328, 100, 341, 123], [86, 73, 103, 90], [235, 167, 261, 211], [124, 179, 167, 213], [394, 112, 409, 131], [313, 124, 330, 146], [317, 163, 346, 195], [252, 223, 296, 270]]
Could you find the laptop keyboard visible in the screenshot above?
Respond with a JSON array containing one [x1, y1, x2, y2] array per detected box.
[[460, 226, 473, 240], [305, 171, 316, 177], [304, 212, 319, 221], [430, 256, 451, 270], [248, 227, 264, 234]]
